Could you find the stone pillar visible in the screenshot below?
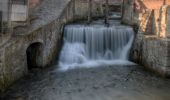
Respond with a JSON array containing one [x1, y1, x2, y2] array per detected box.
[[121, 0, 125, 19], [105, 0, 109, 25], [163, 0, 166, 5], [166, 6, 170, 38], [0, 11, 2, 33], [11, 1, 28, 22], [29, 0, 40, 9], [72, 0, 75, 19], [159, 5, 170, 38], [0, 0, 12, 46], [88, 0, 92, 23]]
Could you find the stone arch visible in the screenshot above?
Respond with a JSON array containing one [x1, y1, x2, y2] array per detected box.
[[26, 42, 43, 70]]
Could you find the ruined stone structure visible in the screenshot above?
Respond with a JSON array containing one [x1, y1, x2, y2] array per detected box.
[[0, 0, 105, 93], [0, 0, 12, 46], [1, 0, 170, 94], [122, 0, 170, 77], [29, 0, 41, 9]]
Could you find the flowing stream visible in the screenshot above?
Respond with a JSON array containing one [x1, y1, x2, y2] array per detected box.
[[58, 22, 135, 71]]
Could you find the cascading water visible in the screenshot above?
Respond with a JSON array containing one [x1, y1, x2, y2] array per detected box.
[[58, 22, 134, 71]]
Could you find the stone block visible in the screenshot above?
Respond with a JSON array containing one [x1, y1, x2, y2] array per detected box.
[[11, 4, 28, 22]]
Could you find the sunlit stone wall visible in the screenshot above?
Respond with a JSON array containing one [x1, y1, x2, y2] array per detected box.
[[123, 0, 170, 77]]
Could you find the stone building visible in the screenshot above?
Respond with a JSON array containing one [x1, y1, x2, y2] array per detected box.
[[0, 0, 105, 93], [29, 0, 41, 9], [11, 0, 28, 22], [122, 0, 170, 77], [0, 0, 41, 32], [0, 0, 42, 45], [0, 0, 12, 48], [0, 0, 45, 92], [0, 0, 11, 33]]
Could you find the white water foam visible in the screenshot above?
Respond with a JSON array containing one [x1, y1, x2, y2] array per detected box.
[[58, 24, 135, 71]]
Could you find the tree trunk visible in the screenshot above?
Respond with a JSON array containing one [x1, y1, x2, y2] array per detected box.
[[88, 0, 92, 24], [105, 0, 109, 25]]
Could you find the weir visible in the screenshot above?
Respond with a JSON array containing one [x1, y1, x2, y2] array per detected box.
[[58, 21, 135, 70], [2, 1, 170, 99]]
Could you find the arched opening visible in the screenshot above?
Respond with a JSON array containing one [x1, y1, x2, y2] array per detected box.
[[26, 42, 43, 70]]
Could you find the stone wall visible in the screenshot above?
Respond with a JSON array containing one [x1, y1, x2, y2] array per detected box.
[[125, 0, 170, 77], [141, 36, 170, 76], [152, 9, 160, 35], [122, 0, 134, 24], [0, 0, 104, 92], [0, 0, 9, 21], [11, 4, 28, 22], [132, 35, 170, 77], [74, 0, 104, 20], [122, 0, 146, 25], [29, 0, 41, 9], [0, 0, 12, 47]]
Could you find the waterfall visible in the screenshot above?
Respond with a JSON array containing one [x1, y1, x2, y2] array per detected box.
[[58, 24, 134, 71]]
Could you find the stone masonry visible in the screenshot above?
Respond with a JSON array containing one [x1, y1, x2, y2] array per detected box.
[[0, 0, 104, 92], [1, 0, 170, 94], [123, 0, 170, 77]]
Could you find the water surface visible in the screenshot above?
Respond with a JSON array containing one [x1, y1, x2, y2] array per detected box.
[[1, 65, 170, 100]]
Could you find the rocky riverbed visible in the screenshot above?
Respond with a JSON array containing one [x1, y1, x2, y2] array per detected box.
[[1, 65, 170, 100]]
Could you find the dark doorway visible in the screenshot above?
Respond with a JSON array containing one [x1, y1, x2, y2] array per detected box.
[[26, 42, 43, 70]]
